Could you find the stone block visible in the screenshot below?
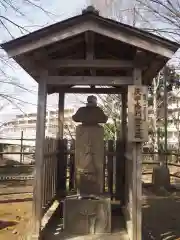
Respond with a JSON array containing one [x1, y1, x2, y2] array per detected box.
[[75, 125, 104, 195], [152, 165, 170, 190], [63, 199, 111, 235]]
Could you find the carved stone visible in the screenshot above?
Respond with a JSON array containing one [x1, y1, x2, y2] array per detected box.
[[64, 199, 111, 235], [75, 125, 104, 195]]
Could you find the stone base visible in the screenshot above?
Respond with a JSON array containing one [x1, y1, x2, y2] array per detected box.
[[63, 199, 111, 235], [152, 165, 170, 190]]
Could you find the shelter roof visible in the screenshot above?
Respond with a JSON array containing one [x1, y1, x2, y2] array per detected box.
[[1, 6, 179, 90]]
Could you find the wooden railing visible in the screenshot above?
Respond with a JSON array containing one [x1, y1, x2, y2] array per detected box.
[[41, 138, 180, 212]]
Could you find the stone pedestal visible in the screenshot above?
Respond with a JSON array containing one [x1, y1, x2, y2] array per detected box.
[[64, 198, 111, 235]]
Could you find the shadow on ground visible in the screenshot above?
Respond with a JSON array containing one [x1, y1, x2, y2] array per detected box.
[[143, 187, 180, 240], [0, 197, 32, 204], [0, 220, 17, 230]]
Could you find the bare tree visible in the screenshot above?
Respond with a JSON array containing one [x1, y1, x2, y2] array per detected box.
[[87, 0, 135, 24], [0, 1, 56, 112], [136, 0, 180, 41]]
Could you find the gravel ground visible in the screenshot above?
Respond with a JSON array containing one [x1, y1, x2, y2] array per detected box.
[[142, 186, 180, 240]]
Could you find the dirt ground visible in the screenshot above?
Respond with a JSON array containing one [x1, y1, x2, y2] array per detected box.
[[142, 186, 180, 240], [0, 181, 180, 240], [0, 181, 32, 240]]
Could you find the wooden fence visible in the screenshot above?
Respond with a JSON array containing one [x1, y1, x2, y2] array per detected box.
[[42, 137, 58, 214], [1, 138, 180, 215], [41, 138, 122, 215]]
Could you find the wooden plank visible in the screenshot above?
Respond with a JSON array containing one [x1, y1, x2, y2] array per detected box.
[[7, 20, 174, 58], [47, 76, 133, 86], [52, 139, 57, 197], [48, 59, 133, 69], [32, 78, 47, 237], [115, 139, 123, 201], [85, 31, 96, 85], [69, 139, 75, 191], [49, 139, 53, 202], [57, 92, 65, 197], [107, 140, 114, 198], [57, 139, 68, 197], [103, 140, 107, 193], [48, 87, 124, 94], [143, 56, 166, 84], [42, 139, 47, 210], [132, 68, 142, 240], [57, 92, 64, 139], [54, 139, 58, 196], [85, 31, 94, 60], [120, 91, 127, 205], [46, 138, 51, 204], [46, 36, 83, 55]]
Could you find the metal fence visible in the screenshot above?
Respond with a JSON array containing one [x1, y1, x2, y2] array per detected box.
[[0, 131, 35, 164]]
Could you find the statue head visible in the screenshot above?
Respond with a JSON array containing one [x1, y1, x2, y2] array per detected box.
[[86, 95, 97, 107], [72, 95, 108, 124]]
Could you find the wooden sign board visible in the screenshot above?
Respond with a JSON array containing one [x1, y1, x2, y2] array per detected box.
[[128, 86, 148, 142]]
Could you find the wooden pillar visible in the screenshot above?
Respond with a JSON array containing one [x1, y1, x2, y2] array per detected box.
[[121, 89, 127, 205], [57, 92, 66, 195], [58, 92, 64, 139], [32, 79, 47, 238], [115, 90, 127, 203], [132, 68, 142, 240]]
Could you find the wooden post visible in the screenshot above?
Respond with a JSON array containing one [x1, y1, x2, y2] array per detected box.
[[132, 68, 142, 240], [121, 90, 127, 205], [58, 92, 64, 140], [115, 90, 127, 203], [69, 139, 75, 191], [32, 79, 47, 239], [20, 131, 23, 163], [57, 92, 65, 194], [107, 140, 114, 198], [164, 66, 168, 165]]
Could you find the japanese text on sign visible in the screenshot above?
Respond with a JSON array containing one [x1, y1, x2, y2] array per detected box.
[[128, 86, 148, 142]]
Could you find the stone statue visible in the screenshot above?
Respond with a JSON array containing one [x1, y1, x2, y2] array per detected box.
[[63, 95, 111, 235], [72, 95, 108, 124]]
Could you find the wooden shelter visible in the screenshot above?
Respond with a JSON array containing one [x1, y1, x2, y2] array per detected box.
[[1, 6, 179, 240]]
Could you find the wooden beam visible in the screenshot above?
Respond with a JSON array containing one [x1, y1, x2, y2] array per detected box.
[[6, 20, 174, 58], [48, 87, 123, 94], [85, 31, 94, 60], [47, 76, 133, 86], [143, 56, 166, 84], [32, 78, 47, 238], [85, 31, 95, 83], [46, 59, 133, 69], [46, 36, 83, 55]]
